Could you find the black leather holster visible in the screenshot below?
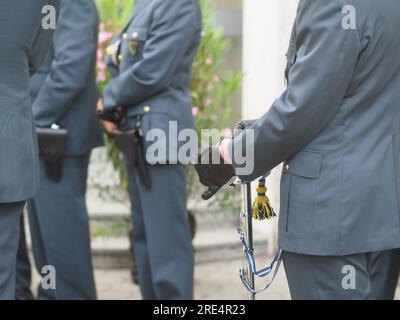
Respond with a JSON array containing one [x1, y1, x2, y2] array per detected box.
[[36, 127, 68, 182], [112, 125, 151, 190]]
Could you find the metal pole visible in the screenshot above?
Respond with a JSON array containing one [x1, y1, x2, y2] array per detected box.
[[245, 182, 256, 300]]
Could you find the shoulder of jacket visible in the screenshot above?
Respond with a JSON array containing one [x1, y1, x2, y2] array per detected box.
[[152, 0, 195, 11], [297, 0, 362, 44], [59, 0, 97, 24], [152, 0, 196, 19], [60, 0, 94, 14]]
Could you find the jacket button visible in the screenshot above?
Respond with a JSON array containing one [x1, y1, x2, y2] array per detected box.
[[144, 106, 151, 113], [285, 164, 290, 172], [106, 44, 115, 56], [122, 33, 128, 39], [118, 54, 123, 61], [132, 32, 138, 39]]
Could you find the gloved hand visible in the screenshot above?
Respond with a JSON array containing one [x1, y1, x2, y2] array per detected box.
[[97, 108, 125, 127], [195, 143, 235, 200], [235, 119, 257, 132]]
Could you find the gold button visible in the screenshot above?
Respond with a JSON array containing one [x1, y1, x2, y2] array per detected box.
[[144, 106, 151, 113], [122, 33, 128, 39], [118, 54, 123, 61], [285, 164, 290, 172], [106, 45, 114, 56], [132, 32, 138, 39]]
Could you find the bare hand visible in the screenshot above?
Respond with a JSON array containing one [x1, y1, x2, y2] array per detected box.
[[100, 120, 117, 134], [97, 99, 104, 114], [219, 138, 232, 164]]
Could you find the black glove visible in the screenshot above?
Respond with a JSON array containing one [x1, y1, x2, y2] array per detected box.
[[195, 144, 235, 200], [235, 119, 257, 132], [97, 107, 125, 127]]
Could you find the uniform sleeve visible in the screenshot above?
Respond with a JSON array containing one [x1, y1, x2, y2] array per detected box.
[[33, 0, 98, 127], [102, 0, 199, 111], [29, 0, 61, 76], [231, 0, 362, 181]]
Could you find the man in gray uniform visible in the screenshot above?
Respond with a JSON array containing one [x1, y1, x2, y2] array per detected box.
[[0, 0, 60, 300], [26, 0, 103, 300], [204, 0, 400, 299], [99, 0, 202, 299]]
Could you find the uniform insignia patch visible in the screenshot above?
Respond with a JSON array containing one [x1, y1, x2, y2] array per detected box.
[[129, 39, 139, 56]]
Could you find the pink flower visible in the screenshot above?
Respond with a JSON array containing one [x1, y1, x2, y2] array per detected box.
[[205, 98, 212, 108], [97, 48, 103, 60], [98, 70, 106, 82], [192, 106, 199, 117], [213, 74, 221, 83], [98, 60, 105, 68], [206, 57, 213, 66], [96, 47, 107, 82], [98, 31, 113, 46]]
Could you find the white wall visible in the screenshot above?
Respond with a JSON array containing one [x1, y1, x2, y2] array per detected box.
[[242, 0, 298, 251]]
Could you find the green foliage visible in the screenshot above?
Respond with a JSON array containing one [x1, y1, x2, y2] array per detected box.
[[192, 0, 242, 134], [96, 0, 135, 190], [188, 0, 242, 209], [91, 218, 131, 238], [96, 0, 135, 28]]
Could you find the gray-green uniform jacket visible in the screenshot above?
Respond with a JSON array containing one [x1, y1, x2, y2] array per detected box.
[[231, 0, 400, 256], [0, 0, 61, 203]]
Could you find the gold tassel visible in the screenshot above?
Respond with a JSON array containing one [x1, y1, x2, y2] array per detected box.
[[252, 178, 277, 221]]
